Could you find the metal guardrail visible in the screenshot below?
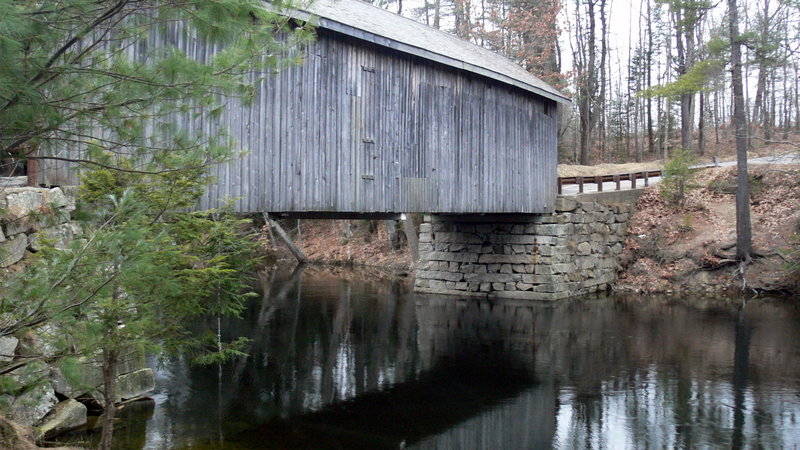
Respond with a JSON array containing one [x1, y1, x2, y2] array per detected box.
[[557, 170, 663, 194]]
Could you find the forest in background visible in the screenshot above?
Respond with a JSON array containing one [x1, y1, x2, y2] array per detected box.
[[371, 0, 800, 165]]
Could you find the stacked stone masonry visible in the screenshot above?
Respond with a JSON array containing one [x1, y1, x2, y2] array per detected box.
[[414, 196, 632, 301], [0, 185, 79, 268]]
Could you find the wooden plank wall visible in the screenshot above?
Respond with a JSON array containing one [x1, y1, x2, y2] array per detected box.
[[42, 29, 558, 214]]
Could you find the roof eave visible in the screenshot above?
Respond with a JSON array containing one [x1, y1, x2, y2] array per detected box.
[[283, 7, 572, 105]]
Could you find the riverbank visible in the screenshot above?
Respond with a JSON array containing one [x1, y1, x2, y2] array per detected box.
[[264, 219, 413, 273], [615, 164, 800, 295]]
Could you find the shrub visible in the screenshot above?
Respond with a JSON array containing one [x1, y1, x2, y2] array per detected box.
[[661, 148, 696, 207]]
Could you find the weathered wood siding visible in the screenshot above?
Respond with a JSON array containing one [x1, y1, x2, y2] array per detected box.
[[43, 29, 558, 214]]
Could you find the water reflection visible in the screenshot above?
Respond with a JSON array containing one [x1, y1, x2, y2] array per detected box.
[[88, 266, 800, 449]]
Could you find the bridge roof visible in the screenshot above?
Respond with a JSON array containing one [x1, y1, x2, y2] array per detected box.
[[287, 0, 571, 105]]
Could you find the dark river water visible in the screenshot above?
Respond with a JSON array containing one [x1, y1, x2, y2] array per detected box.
[[80, 266, 800, 449]]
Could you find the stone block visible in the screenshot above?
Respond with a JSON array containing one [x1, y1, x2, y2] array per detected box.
[[464, 273, 518, 283], [499, 264, 513, 274], [0, 336, 18, 362], [419, 243, 434, 252], [492, 283, 505, 291], [504, 282, 516, 291], [429, 280, 447, 291], [590, 233, 605, 243], [418, 251, 478, 263], [36, 399, 87, 438], [532, 215, 557, 224], [551, 263, 576, 274], [536, 224, 574, 236], [534, 235, 557, 245], [417, 271, 464, 282], [0, 233, 27, 267], [487, 234, 536, 245], [516, 282, 534, 291], [418, 233, 433, 243], [448, 262, 460, 272], [480, 283, 491, 292], [459, 263, 476, 273], [554, 196, 578, 212], [450, 243, 466, 252], [455, 282, 469, 290], [487, 263, 501, 272], [610, 223, 627, 234], [577, 242, 592, 256], [580, 202, 597, 212], [512, 264, 526, 273], [474, 264, 488, 273], [510, 224, 525, 234], [419, 223, 432, 233], [616, 213, 630, 223], [477, 254, 533, 264], [45, 188, 69, 210], [520, 274, 551, 284]]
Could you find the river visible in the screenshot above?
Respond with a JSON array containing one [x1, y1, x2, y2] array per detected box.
[[72, 266, 800, 449]]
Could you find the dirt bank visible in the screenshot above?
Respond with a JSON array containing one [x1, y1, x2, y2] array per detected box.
[[616, 164, 800, 295], [262, 219, 413, 273]]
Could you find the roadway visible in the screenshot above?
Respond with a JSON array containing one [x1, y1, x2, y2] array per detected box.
[[559, 151, 800, 196]]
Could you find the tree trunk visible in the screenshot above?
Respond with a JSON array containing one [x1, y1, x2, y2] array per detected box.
[[728, 0, 752, 264], [646, 0, 655, 156], [698, 91, 705, 156], [98, 347, 119, 450]]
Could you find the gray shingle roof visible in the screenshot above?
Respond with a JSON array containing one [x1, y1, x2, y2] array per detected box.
[[287, 0, 570, 104]]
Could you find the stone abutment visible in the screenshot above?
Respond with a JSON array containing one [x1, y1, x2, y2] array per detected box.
[[414, 195, 635, 301]]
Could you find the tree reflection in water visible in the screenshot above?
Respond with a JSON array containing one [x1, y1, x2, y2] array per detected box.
[[81, 267, 800, 449]]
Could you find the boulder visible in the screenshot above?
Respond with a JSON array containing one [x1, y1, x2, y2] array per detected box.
[[0, 234, 27, 267], [10, 383, 58, 426], [35, 399, 87, 439], [8, 362, 50, 389], [0, 336, 18, 362], [117, 368, 155, 401]]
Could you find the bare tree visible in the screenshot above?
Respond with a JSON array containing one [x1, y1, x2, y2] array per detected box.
[[728, 0, 753, 266]]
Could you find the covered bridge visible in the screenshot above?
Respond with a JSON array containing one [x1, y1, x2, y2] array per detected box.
[[44, 0, 570, 216]]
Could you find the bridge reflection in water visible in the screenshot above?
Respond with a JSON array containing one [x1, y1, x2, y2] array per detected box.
[[102, 266, 800, 449]]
